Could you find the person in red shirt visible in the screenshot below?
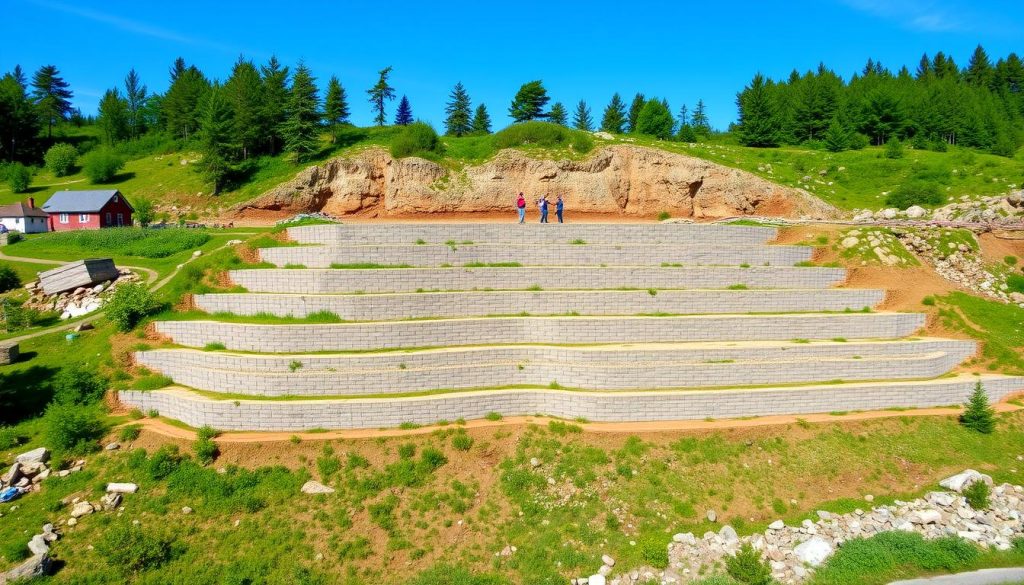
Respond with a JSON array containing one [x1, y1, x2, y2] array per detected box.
[[516, 193, 526, 223]]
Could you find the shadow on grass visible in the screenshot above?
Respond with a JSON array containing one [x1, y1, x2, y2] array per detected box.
[[0, 364, 59, 425]]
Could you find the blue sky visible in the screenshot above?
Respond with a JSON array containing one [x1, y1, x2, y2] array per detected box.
[[4, 0, 1022, 130]]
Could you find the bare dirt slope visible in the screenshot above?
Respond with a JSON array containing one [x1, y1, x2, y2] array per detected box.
[[229, 145, 838, 221]]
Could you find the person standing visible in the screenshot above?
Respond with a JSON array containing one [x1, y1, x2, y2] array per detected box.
[[538, 194, 549, 223], [516, 192, 526, 223], [555, 195, 564, 223]]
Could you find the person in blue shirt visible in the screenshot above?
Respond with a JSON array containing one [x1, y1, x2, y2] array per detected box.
[[555, 195, 564, 223], [537, 195, 549, 223]]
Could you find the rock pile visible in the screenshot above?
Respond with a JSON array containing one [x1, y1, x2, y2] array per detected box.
[[22, 268, 141, 320], [575, 470, 1020, 585], [851, 191, 1024, 226], [0, 448, 54, 494]]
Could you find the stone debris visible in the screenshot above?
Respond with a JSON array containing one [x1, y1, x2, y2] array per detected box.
[[105, 482, 139, 494], [850, 190, 1024, 226], [300, 480, 335, 494], [21, 268, 141, 320], [580, 471, 1024, 585]]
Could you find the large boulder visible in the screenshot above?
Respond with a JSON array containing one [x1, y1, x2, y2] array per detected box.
[[14, 448, 49, 465], [793, 537, 833, 567], [940, 470, 993, 493], [2, 553, 51, 582]]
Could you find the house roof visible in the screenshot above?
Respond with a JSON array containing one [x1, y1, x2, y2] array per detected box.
[[42, 190, 132, 213], [0, 201, 49, 218]]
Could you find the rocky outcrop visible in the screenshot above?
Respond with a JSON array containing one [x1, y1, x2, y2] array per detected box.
[[231, 146, 837, 220]]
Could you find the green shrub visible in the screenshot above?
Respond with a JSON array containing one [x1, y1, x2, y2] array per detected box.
[[397, 443, 416, 459], [922, 295, 936, 306], [44, 402, 105, 454], [725, 543, 772, 585], [885, 182, 942, 209], [639, 534, 669, 568], [484, 412, 502, 421], [493, 121, 592, 153], [106, 283, 160, 332], [658, 211, 672, 221], [52, 363, 108, 405], [408, 564, 511, 585], [885, 137, 904, 159], [1007, 274, 1024, 294], [95, 523, 173, 574], [1005, 255, 1018, 266], [812, 531, 979, 584], [118, 424, 142, 442], [5, 163, 30, 193], [194, 437, 219, 465], [963, 479, 990, 509], [146, 445, 183, 479], [451, 432, 473, 451], [82, 149, 125, 183], [390, 122, 443, 158], [132, 373, 172, 390], [0, 264, 20, 293], [960, 382, 995, 433], [44, 143, 78, 176], [19, 227, 209, 258]]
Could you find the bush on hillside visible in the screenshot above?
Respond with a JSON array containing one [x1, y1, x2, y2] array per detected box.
[[22, 227, 210, 258], [725, 543, 772, 585], [493, 121, 593, 153], [963, 479, 990, 509], [885, 137, 904, 159], [44, 402, 105, 454], [5, 163, 31, 193], [390, 122, 443, 159], [95, 523, 174, 575], [885, 182, 942, 209], [52, 364, 108, 405], [0, 264, 20, 293], [105, 283, 161, 332], [960, 382, 996, 434], [44, 143, 79, 176], [82, 149, 125, 183], [811, 531, 979, 584], [1007, 274, 1024, 294]]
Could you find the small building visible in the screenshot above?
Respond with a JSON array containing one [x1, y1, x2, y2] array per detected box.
[[42, 190, 134, 232], [0, 198, 50, 234]]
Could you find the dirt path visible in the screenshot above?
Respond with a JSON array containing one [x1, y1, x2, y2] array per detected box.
[[128, 401, 1023, 443], [887, 567, 1024, 585]]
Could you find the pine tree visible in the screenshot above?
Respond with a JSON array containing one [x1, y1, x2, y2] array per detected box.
[[471, 104, 492, 134], [282, 63, 321, 162], [444, 82, 473, 137], [961, 382, 996, 433], [97, 88, 129, 144], [196, 84, 236, 194], [634, 99, 675, 139], [547, 102, 567, 126], [163, 58, 209, 141], [123, 68, 147, 139], [737, 73, 782, 147], [690, 99, 711, 137], [600, 93, 626, 134], [367, 66, 396, 126], [11, 65, 26, 89], [915, 53, 933, 81], [323, 76, 350, 141], [225, 57, 264, 159], [677, 104, 689, 128], [508, 80, 550, 122], [0, 70, 41, 162], [572, 100, 593, 131], [30, 65, 73, 138], [965, 45, 994, 89], [394, 95, 413, 125], [259, 56, 290, 155], [823, 116, 851, 152], [627, 93, 646, 132]]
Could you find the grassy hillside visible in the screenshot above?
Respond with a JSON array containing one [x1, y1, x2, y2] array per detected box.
[[1, 125, 1021, 218]]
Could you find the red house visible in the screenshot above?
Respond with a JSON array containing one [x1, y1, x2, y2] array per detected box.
[[42, 190, 135, 231]]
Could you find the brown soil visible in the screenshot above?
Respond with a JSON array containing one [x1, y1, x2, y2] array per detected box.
[[230, 210, 670, 226], [234, 243, 263, 264], [979, 231, 1024, 266]]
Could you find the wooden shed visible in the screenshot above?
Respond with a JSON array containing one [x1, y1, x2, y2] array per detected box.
[[38, 259, 120, 295]]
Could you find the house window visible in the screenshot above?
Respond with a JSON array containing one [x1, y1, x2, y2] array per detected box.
[[105, 212, 112, 225], [113, 195, 119, 203], [79, 214, 89, 223], [59, 213, 69, 224], [116, 213, 124, 226]]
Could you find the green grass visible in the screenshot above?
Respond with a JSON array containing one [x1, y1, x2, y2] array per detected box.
[[937, 291, 1024, 374], [329, 263, 414, 269], [10, 228, 210, 259], [0, 259, 56, 284]]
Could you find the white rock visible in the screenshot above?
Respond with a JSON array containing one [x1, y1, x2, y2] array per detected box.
[[27, 534, 49, 556], [672, 532, 696, 545], [588, 575, 606, 585], [768, 520, 785, 530], [926, 492, 956, 507], [106, 482, 138, 494], [601, 554, 615, 567], [16, 448, 49, 464], [706, 509, 717, 522], [909, 510, 942, 525], [719, 525, 739, 543], [841, 236, 859, 249], [300, 480, 335, 494], [182, 506, 193, 514], [793, 536, 833, 567], [192, 250, 203, 257], [881, 208, 898, 220], [940, 470, 993, 493], [70, 501, 94, 518], [905, 205, 926, 218]]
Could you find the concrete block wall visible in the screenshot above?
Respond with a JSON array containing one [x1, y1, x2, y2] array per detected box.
[[229, 266, 848, 294], [136, 339, 978, 373], [139, 351, 969, 397], [118, 376, 1024, 430], [193, 289, 885, 320], [259, 244, 813, 268], [154, 313, 926, 352], [287, 223, 778, 246]]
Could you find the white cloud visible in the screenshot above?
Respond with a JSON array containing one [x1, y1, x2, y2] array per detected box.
[[840, 0, 964, 32]]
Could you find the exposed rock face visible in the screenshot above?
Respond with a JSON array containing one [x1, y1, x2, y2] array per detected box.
[[231, 146, 837, 220]]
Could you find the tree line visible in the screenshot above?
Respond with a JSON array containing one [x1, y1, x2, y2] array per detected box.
[[735, 45, 1024, 155]]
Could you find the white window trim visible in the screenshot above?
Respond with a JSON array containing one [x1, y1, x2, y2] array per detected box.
[[59, 213, 69, 224], [78, 214, 89, 223]]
